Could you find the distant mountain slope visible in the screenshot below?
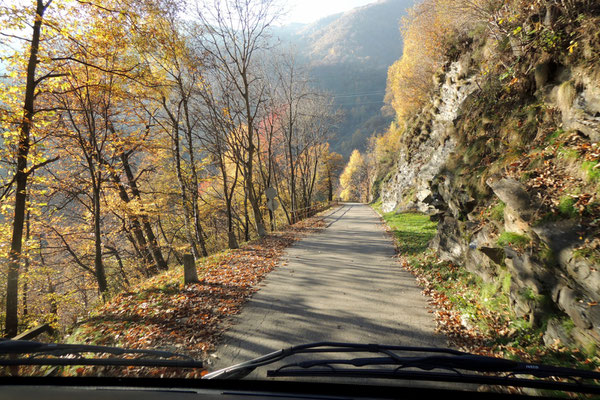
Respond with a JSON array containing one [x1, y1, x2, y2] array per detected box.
[[274, 0, 416, 156], [297, 0, 414, 68]]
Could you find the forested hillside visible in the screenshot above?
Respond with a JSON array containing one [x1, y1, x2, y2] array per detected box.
[[275, 0, 416, 156], [344, 0, 600, 365], [0, 0, 344, 337]]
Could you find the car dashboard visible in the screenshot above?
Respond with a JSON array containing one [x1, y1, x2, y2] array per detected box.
[[0, 377, 556, 400]]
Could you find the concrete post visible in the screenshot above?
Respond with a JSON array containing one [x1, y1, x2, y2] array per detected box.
[[183, 254, 199, 284]]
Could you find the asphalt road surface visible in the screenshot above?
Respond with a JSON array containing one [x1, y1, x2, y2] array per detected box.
[[209, 203, 447, 376]]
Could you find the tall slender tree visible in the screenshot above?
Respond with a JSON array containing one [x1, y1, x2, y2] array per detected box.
[[2, 0, 61, 337], [195, 0, 282, 237]]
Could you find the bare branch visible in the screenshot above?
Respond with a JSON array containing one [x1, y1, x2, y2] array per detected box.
[[0, 32, 32, 43], [25, 156, 60, 177], [0, 175, 17, 201], [49, 226, 95, 275], [34, 72, 69, 87]]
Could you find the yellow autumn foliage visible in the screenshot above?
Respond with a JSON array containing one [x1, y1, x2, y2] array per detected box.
[[385, 0, 493, 123], [340, 150, 367, 202]]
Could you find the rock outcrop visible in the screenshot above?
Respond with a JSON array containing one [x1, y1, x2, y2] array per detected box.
[[378, 31, 600, 350], [380, 60, 478, 213]]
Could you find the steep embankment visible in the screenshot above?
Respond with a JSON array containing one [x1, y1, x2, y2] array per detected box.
[[378, 5, 600, 354]]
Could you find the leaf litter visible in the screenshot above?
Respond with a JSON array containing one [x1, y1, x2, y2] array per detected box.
[[66, 215, 326, 378]]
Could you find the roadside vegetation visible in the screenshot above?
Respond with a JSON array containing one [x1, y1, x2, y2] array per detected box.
[[373, 206, 600, 374]]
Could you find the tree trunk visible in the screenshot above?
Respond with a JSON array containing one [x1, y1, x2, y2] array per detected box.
[[106, 245, 130, 287], [170, 121, 200, 259], [273, 166, 291, 225], [109, 170, 156, 275], [93, 183, 108, 295], [268, 209, 275, 232], [307, 153, 319, 207], [224, 167, 239, 249], [47, 276, 58, 324], [22, 207, 31, 318], [241, 70, 266, 237], [243, 193, 250, 241], [182, 98, 209, 257], [120, 153, 168, 270], [142, 218, 169, 269], [287, 136, 297, 223], [157, 215, 182, 265], [226, 196, 238, 249], [193, 211, 208, 257], [327, 169, 333, 202], [5, 0, 47, 338], [183, 254, 199, 284], [245, 154, 266, 237]]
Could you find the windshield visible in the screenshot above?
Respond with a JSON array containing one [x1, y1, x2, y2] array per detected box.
[[1, 0, 600, 397]]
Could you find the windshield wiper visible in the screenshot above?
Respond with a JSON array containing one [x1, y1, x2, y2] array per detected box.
[[204, 342, 600, 395], [0, 339, 203, 369]]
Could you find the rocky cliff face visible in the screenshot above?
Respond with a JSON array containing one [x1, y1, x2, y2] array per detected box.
[[380, 59, 478, 214], [379, 28, 600, 350]]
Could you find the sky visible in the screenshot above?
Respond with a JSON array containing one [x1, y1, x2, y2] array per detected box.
[[0, 0, 380, 26], [282, 0, 378, 24]]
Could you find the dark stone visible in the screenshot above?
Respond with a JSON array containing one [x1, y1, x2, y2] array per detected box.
[[572, 327, 600, 351], [430, 212, 444, 222], [479, 247, 505, 265], [564, 256, 600, 302], [432, 216, 466, 264], [432, 176, 476, 220], [533, 221, 600, 301], [416, 188, 433, 203], [570, 119, 600, 143], [504, 247, 545, 293], [587, 305, 600, 331], [535, 63, 550, 90], [487, 178, 533, 221], [532, 220, 582, 256], [543, 319, 573, 347], [556, 286, 593, 329], [508, 282, 534, 319], [461, 224, 502, 280]]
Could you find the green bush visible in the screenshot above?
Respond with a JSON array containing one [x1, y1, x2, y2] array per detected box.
[[557, 147, 579, 160], [561, 318, 575, 335], [545, 128, 565, 145], [573, 246, 600, 266], [502, 273, 512, 294], [377, 207, 600, 370], [371, 199, 383, 215]]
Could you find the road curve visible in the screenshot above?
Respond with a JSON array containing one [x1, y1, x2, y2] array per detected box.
[[209, 203, 446, 372]]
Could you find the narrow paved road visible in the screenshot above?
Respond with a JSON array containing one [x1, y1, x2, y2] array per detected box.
[[209, 203, 446, 372]]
